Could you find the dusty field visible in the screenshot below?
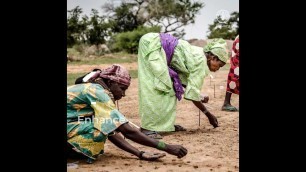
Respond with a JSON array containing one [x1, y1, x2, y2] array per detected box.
[[67, 63, 239, 172]]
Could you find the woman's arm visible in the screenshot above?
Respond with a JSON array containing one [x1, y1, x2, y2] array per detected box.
[[108, 132, 142, 158], [109, 134, 168, 161], [192, 100, 219, 128], [114, 123, 188, 159]]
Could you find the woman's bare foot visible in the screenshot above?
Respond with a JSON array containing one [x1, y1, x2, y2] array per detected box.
[[174, 125, 187, 131], [221, 104, 238, 112]]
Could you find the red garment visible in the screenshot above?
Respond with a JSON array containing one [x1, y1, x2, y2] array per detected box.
[[226, 36, 239, 94]]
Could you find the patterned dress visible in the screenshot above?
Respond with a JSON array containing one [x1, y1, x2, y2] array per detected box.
[[137, 33, 210, 132], [67, 83, 128, 160], [226, 35, 239, 94]]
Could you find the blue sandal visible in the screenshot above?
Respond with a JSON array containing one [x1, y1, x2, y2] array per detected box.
[[222, 105, 238, 112]]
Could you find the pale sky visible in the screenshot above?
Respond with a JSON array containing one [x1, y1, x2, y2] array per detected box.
[[67, 0, 239, 40]]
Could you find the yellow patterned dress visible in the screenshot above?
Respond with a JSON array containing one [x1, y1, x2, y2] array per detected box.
[[67, 83, 128, 160]]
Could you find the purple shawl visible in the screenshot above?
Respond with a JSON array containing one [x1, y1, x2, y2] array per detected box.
[[159, 33, 184, 100]]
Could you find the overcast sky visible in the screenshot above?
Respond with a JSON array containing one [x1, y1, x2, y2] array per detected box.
[[67, 0, 239, 40]]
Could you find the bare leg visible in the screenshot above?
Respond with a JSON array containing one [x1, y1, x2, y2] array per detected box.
[[223, 92, 232, 106], [222, 92, 238, 111]]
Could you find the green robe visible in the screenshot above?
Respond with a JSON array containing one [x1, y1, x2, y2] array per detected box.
[[138, 33, 210, 132], [67, 83, 128, 159]]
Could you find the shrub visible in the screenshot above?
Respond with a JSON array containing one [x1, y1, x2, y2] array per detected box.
[[111, 26, 161, 54]]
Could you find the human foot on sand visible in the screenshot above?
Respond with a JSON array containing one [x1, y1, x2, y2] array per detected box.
[[174, 125, 187, 131], [221, 104, 238, 112]]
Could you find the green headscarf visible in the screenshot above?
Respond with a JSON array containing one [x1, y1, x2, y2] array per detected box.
[[203, 38, 229, 63]]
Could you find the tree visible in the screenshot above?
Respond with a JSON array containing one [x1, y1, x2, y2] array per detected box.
[[85, 9, 112, 45], [102, 0, 146, 34], [102, 0, 204, 38], [67, 7, 112, 47], [207, 11, 239, 40], [111, 26, 161, 54], [146, 0, 204, 38], [67, 6, 88, 47]]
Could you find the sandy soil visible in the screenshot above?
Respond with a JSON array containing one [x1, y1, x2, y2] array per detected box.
[[67, 65, 239, 172]]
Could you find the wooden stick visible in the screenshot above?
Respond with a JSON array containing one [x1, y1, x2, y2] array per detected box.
[[209, 74, 213, 86], [199, 110, 200, 126], [214, 84, 216, 98]]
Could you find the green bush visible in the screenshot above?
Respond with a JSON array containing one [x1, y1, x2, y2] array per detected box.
[[111, 26, 161, 54]]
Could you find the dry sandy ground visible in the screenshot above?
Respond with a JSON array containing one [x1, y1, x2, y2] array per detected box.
[[67, 64, 239, 172]]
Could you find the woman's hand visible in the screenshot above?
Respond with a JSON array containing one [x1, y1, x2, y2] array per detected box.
[[164, 145, 188, 158], [140, 152, 166, 161], [200, 94, 209, 103], [206, 112, 219, 128]]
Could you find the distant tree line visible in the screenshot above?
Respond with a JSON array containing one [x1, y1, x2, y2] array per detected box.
[[207, 11, 239, 40], [67, 0, 239, 53]]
